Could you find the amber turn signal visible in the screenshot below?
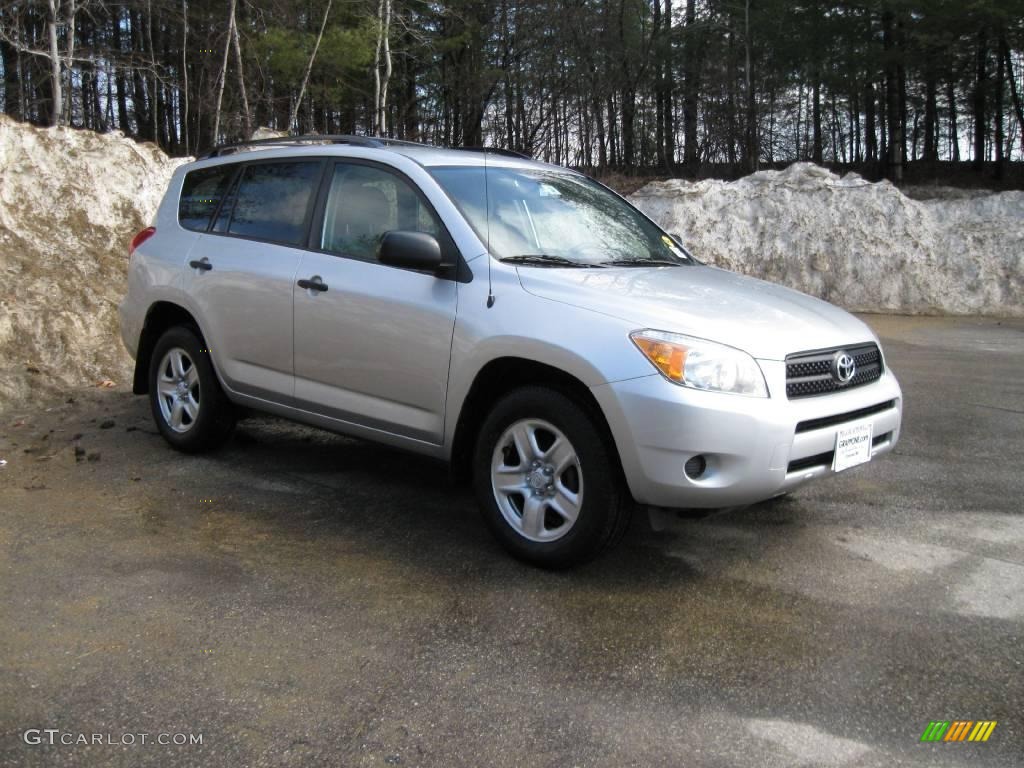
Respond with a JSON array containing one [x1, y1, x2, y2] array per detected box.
[[632, 336, 688, 382]]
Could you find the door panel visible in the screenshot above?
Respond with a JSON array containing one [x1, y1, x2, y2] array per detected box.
[[293, 254, 457, 443], [180, 159, 323, 403], [293, 160, 458, 444], [183, 235, 304, 402]]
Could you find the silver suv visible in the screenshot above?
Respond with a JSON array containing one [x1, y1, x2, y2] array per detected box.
[[120, 136, 902, 567]]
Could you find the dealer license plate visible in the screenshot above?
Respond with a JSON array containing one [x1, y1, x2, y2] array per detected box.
[[833, 422, 873, 472]]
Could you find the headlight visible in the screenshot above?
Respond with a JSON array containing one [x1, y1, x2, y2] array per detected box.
[[630, 330, 768, 397]]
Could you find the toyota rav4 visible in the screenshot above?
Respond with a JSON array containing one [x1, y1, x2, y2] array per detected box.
[[119, 136, 903, 567]]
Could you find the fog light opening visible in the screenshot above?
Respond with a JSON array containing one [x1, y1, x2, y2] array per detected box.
[[684, 454, 707, 480]]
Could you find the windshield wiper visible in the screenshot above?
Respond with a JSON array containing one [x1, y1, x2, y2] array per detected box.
[[600, 258, 686, 267], [500, 254, 602, 268]]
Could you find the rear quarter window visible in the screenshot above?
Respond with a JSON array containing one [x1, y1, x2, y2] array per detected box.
[[179, 165, 235, 232]]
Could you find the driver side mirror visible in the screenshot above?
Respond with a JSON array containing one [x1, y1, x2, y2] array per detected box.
[[378, 231, 447, 274], [670, 232, 685, 247]]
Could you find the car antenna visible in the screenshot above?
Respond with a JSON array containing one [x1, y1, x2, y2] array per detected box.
[[484, 148, 495, 308]]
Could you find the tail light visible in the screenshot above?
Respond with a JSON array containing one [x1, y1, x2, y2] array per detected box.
[[129, 226, 156, 257]]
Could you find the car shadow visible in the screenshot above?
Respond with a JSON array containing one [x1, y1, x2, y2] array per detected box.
[[178, 413, 743, 589]]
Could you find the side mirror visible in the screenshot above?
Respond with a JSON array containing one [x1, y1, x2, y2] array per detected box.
[[378, 231, 444, 273], [670, 232, 685, 247]]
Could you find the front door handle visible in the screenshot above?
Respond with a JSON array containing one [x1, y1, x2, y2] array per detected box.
[[189, 258, 212, 271], [297, 276, 328, 293]]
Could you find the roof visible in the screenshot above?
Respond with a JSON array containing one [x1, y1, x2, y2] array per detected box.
[[198, 135, 543, 170]]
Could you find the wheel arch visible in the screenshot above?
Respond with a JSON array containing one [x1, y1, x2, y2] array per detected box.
[[132, 301, 209, 394], [449, 356, 624, 486]]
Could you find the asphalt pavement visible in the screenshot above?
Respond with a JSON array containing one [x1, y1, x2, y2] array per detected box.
[[0, 315, 1021, 767]]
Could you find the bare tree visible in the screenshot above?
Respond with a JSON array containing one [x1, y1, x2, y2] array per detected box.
[[743, 0, 757, 171], [373, 0, 392, 135], [290, 0, 332, 133], [61, 0, 76, 124], [182, 0, 190, 153], [212, 0, 236, 143], [46, 0, 62, 126], [232, 5, 250, 138]]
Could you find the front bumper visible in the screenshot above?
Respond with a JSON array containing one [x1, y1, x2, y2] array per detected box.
[[591, 359, 902, 508]]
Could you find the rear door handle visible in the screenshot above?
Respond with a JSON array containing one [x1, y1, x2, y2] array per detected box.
[[297, 276, 328, 293], [189, 258, 212, 271]]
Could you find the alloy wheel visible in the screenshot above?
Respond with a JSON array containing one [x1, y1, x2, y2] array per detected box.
[[490, 418, 584, 542], [156, 347, 201, 433]]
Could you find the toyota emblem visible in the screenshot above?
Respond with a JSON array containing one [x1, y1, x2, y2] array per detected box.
[[832, 351, 856, 384]]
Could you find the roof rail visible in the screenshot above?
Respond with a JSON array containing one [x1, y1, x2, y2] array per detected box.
[[199, 134, 533, 161], [200, 134, 395, 159], [455, 146, 533, 160]]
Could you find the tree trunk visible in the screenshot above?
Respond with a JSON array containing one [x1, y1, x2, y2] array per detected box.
[[62, 0, 75, 125], [212, 0, 234, 143], [812, 78, 822, 163], [182, 0, 189, 153], [291, 0, 331, 132], [147, 0, 160, 145], [0, 39, 21, 119], [743, 0, 758, 172], [851, 90, 860, 162], [864, 80, 876, 165], [377, 0, 392, 135], [403, 27, 418, 140], [622, 87, 636, 166], [46, 0, 62, 127], [112, 6, 131, 134], [130, 11, 151, 138], [1002, 37, 1024, 157], [883, 9, 902, 183], [593, 89, 607, 167], [897, 14, 907, 166], [607, 94, 618, 166], [682, 0, 699, 173], [795, 81, 802, 159], [923, 70, 938, 162], [973, 29, 987, 171], [654, 0, 663, 162], [947, 76, 959, 161], [994, 36, 1004, 179], [231, 4, 250, 138], [663, 0, 675, 171]]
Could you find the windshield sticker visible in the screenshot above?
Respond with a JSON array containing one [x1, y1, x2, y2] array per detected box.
[[661, 234, 685, 257]]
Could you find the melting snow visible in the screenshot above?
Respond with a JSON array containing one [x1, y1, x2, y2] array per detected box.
[[0, 115, 188, 408], [630, 163, 1023, 317]]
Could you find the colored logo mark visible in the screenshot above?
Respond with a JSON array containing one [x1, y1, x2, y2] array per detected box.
[[920, 721, 997, 742]]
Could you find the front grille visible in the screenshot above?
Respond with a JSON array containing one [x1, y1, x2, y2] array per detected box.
[[786, 343, 883, 399], [787, 432, 891, 473]]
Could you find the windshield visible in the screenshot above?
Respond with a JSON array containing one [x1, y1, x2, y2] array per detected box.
[[429, 165, 694, 267]]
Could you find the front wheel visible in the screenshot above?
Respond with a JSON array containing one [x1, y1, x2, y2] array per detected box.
[[148, 325, 235, 453], [473, 387, 632, 568]]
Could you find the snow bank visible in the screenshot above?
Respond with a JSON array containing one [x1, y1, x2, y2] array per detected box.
[[0, 120, 1019, 411], [629, 163, 1023, 317], [0, 115, 188, 408]]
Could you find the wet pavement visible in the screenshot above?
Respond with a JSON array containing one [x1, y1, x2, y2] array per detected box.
[[1, 315, 1022, 767]]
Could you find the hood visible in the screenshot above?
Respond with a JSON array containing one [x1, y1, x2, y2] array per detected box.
[[517, 265, 876, 360]]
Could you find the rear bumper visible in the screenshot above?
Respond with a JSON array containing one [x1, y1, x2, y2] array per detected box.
[[591, 363, 902, 508], [118, 296, 141, 360]]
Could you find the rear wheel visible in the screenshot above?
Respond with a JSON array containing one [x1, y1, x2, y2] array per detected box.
[[148, 326, 234, 452], [473, 387, 631, 568]]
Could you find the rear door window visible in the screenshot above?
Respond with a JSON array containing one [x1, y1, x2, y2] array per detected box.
[[224, 161, 322, 246], [179, 165, 235, 231]]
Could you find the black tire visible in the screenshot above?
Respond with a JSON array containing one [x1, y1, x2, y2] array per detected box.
[[148, 325, 235, 453], [472, 386, 632, 568]]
